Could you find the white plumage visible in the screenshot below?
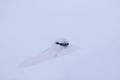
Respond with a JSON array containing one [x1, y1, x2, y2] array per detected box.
[[18, 38, 79, 68]]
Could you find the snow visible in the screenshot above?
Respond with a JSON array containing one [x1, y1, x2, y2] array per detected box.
[[0, 0, 120, 80]]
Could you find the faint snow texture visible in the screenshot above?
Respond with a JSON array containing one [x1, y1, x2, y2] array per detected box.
[[0, 0, 120, 80]]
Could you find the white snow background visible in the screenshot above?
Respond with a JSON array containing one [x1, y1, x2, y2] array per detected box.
[[0, 0, 120, 80]]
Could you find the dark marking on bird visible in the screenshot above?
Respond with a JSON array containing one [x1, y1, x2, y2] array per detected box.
[[55, 42, 69, 47]]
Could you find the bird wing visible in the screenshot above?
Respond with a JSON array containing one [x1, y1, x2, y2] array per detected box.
[[18, 48, 58, 68], [18, 45, 79, 68]]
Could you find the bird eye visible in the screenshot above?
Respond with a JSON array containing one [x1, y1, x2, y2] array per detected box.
[[56, 42, 59, 44], [66, 43, 69, 46]]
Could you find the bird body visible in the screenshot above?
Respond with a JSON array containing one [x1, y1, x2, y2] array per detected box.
[[18, 38, 79, 68]]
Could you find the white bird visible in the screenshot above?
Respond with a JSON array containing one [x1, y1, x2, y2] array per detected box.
[[18, 38, 79, 68]]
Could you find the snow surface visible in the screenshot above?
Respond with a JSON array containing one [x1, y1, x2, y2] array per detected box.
[[0, 0, 120, 80]]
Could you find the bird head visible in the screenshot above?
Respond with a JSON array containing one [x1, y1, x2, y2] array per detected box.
[[54, 38, 69, 47]]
